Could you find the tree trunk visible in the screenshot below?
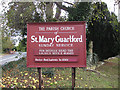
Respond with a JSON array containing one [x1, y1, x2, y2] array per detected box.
[[88, 41, 93, 65], [55, 2, 62, 20], [46, 2, 53, 21]]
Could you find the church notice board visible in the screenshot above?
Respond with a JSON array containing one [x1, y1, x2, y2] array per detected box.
[[27, 21, 86, 67]]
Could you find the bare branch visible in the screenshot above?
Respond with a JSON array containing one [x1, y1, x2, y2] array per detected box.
[[54, 2, 69, 12], [63, 1, 74, 6]]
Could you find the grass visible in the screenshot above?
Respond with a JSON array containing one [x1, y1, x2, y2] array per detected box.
[[0, 53, 10, 58], [1, 57, 119, 88], [96, 57, 118, 79], [0, 53, 5, 57]]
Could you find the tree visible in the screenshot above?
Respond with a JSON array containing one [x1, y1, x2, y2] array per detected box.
[[68, 2, 92, 21], [4, 2, 46, 51], [2, 36, 14, 53], [87, 2, 120, 60], [0, 15, 2, 54], [5, 2, 70, 37], [17, 38, 27, 52], [6, 2, 44, 37], [1, 12, 14, 53], [4, 1, 73, 50]]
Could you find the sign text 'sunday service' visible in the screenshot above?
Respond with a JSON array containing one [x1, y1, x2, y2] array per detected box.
[[27, 22, 86, 67]]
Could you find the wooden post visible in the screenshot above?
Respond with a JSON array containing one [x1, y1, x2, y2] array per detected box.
[[38, 68, 42, 90], [72, 67, 76, 90]]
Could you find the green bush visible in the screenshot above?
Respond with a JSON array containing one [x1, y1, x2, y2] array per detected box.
[[42, 68, 54, 78], [17, 38, 27, 52], [2, 57, 25, 71]]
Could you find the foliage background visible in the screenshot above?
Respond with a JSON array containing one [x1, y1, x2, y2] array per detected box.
[[1, 1, 120, 60]]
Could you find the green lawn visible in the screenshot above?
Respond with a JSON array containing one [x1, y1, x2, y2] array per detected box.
[[1, 57, 119, 88]]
